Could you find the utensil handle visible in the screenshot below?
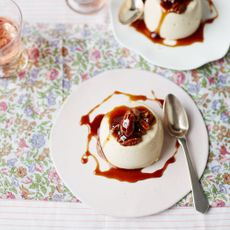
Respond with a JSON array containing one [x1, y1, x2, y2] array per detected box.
[[178, 138, 209, 214]]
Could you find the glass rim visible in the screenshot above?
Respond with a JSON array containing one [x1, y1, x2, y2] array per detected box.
[[66, 0, 105, 14], [0, 0, 23, 52]]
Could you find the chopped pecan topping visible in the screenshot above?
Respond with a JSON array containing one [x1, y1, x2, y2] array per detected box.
[[120, 110, 135, 137], [109, 106, 156, 146]]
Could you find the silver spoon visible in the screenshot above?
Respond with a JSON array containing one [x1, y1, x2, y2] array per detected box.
[[119, 0, 144, 25], [164, 94, 209, 214]]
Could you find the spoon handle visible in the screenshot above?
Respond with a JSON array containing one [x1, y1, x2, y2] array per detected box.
[[178, 137, 209, 214]]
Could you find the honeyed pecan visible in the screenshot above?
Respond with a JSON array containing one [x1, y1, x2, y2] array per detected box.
[[121, 137, 142, 146], [120, 110, 135, 138], [140, 119, 150, 130]]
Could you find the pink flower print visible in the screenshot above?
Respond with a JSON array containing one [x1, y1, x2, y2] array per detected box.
[[71, 197, 80, 203], [6, 118, 13, 128], [0, 101, 7, 112], [6, 192, 15, 199], [0, 168, 8, 175], [18, 70, 26, 80], [220, 146, 229, 156], [19, 139, 28, 149], [29, 47, 40, 63], [20, 185, 29, 199], [76, 47, 83, 52], [90, 49, 101, 62], [191, 69, 200, 83], [121, 48, 130, 57], [174, 72, 185, 86], [48, 169, 60, 184], [48, 68, 59, 81], [216, 58, 224, 65], [207, 124, 211, 132], [208, 77, 215, 85], [35, 164, 43, 172], [22, 177, 32, 184], [81, 73, 89, 81], [212, 199, 225, 207], [16, 149, 23, 158]]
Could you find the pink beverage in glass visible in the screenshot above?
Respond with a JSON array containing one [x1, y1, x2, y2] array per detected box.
[[66, 0, 105, 14], [0, 0, 26, 77], [0, 17, 21, 66]]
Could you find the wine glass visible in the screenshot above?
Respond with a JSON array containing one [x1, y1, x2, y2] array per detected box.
[[66, 0, 105, 14], [0, 0, 27, 77]]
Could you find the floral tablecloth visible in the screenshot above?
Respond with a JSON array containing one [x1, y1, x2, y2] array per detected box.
[[0, 23, 229, 207]]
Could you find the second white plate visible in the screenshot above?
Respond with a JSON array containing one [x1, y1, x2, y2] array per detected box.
[[109, 0, 230, 71]]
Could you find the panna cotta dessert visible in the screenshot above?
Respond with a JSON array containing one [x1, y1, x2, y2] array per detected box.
[[144, 0, 202, 40], [99, 103, 164, 169]]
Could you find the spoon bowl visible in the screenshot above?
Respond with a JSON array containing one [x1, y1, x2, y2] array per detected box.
[[119, 0, 144, 25], [164, 94, 189, 137], [164, 94, 209, 214]]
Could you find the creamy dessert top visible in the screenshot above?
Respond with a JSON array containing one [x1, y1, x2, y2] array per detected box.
[[144, 0, 202, 40]]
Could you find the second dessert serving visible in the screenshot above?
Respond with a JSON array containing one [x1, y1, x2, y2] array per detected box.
[[130, 0, 218, 46]]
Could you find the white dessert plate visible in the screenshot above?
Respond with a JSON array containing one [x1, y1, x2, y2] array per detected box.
[[50, 69, 209, 217], [109, 0, 230, 71]]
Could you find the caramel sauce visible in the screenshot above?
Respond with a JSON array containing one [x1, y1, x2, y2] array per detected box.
[[154, 11, 167, 38], [132, 19, 164, 46], [208, 0, 214, 8], [156, 98, 164, 107], [82, 91, 164, 118], [131, 0, 218, 47], [114, 91, 149, 101], [80, 91, 180, 183], [81, 114, 105, 163], [94, 141, 179, 183], [206, 0, 218, 23]]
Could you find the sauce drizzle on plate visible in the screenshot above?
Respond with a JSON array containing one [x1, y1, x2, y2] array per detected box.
[[80, 91, 180, 183]]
